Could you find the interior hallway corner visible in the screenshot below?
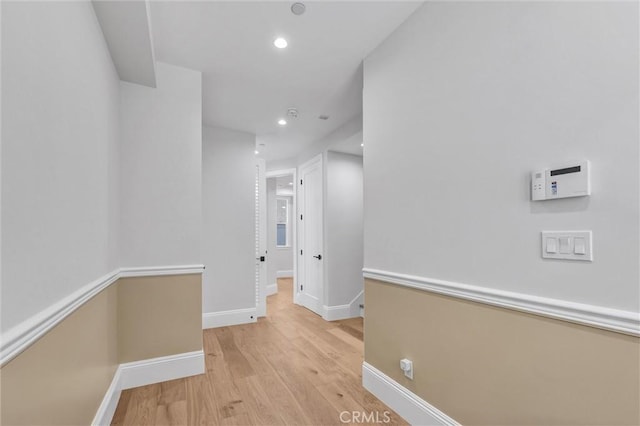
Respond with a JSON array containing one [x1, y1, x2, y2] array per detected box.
[[111, 278, 405, 425]]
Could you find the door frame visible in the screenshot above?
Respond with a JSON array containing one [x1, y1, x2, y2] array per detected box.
[[297, 154, 324, 313], [265, 168, 298, 306], [255, 158, 267, 317]]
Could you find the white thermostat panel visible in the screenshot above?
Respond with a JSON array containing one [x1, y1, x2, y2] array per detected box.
[[531, 160, 590, 201]]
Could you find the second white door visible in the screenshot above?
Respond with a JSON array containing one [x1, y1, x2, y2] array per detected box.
[[297, 155, 323, 315]]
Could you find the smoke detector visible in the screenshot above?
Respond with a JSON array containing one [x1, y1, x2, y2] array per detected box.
[[291, 3, 306, 16], [287, 108, 299, 119]]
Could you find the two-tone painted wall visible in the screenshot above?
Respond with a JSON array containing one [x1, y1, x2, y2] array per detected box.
[[362, 1, 639, 424], [1, 3, 204, 424]]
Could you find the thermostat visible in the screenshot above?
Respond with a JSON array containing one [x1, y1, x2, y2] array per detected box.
[[531, 160, 590, 201]]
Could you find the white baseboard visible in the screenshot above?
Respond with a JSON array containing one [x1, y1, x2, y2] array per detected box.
[[202, 307, 257, 329], [266, 283, 278, 296], [277, 270, 293, 278], [322, 290, 364, 321], [350, 291, 364, 318], [322, 304, 351, 321], [92, 368, 122, 426], [92, 350, 204, 426], [119, 350, 204, 389], [362, 362, 459, 426]]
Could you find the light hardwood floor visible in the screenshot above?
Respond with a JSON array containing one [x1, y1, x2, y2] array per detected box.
[[112, 278, 407, 425]]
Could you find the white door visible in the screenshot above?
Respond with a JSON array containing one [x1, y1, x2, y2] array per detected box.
[[297, 155, 323, 315], [255, 158, 267, 317]]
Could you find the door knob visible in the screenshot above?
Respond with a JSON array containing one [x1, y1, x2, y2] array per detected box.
[[313, 254, 322, 260]]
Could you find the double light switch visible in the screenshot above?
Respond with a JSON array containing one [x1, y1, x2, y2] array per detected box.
[[542, 231, 592, 261]]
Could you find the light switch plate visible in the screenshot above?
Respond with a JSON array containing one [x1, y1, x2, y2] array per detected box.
[[541, 231, 593, 261]]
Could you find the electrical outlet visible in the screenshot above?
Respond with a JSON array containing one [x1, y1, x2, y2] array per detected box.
[[400, 358, 413, 380]]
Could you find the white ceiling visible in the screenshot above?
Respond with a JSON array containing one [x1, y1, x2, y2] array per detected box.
[[93, 0, 157, 88], [149, 1, 422, 161]]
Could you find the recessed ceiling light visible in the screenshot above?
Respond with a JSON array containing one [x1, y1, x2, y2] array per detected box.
[[278, 119, 287, 126], [274, 38, 288, 49], [288, 182, 293, 185], [360, 143, 364, 147], [255, 150, 260, 154]]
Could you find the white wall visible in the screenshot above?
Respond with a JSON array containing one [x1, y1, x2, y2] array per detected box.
[[363, 2, 639, 312], [1, 1, 120, 333], [326, 152, 364, 307], [266, 157, 297, 173], [202, 126, 256, 313], [281, 118, 365, 315], [119, 62, 202, 267], [296, 114, 362, 166]]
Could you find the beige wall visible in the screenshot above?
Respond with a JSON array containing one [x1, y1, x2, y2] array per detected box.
[[118, 274, 203, 362], [0, 285, 118, 426], [0, 274, 203, 425], [365, 279, 640, 425]]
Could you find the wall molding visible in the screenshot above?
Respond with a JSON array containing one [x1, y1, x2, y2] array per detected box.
[[1, 264, 205, 367], [277, 270, 293, 278], [362, 362, 459, 426], [202, 307, 257, 329], [92, 350, 204, 426], [0, 269, 120, 367], [363, 268, 640, 337], [322, 290, 364, 321], [119, 264, 205, 278]]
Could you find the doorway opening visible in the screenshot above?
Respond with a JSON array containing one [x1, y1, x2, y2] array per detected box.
[[265, 169, 297, 311]]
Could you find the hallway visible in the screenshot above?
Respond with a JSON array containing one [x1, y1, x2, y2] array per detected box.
[[111, 279, 406, 425]]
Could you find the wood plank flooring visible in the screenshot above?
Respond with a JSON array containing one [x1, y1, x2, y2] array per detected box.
[[112, 278, 407, 425]]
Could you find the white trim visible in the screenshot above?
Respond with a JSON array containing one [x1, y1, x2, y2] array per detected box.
[[202, 307, 257, 329], [322, 304, 350, 321], [1, 264, 205, 367], [277, 269, 293, 278], [0, 269, 120, 367], [119, 350, 204, 390], [119, 264, 205, 278], [363, 268, 640, 337], [362, 362, 459, 426], [350, 290, 364, 318], [322, 290, 364, 321], [91, 367, 122, 426], [266, 283, 278, 296], [266, 168, 297, 179], [92, 350, 204, 426]]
